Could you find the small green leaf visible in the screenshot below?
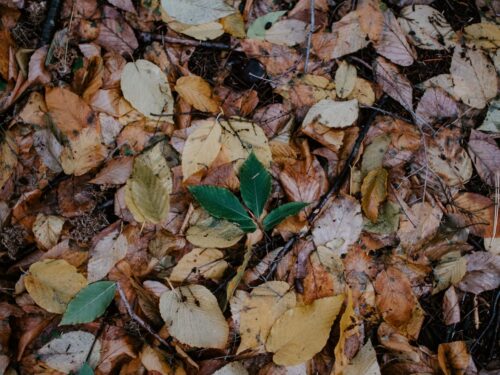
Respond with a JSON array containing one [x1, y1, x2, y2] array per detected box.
[[79, 363, 94, 375], [60, 281, 116, 325], [240, 152, 271, 218], [189, 185, 257, 232], [247, 11, 287, 39], [263, 202, 308, 231]]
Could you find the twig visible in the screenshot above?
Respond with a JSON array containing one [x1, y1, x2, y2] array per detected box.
[[39, 0, 63, 47], [116, 282, 174, 352], [304, 0, 315, 73], [138, 32, 231, 50], [265, 96, 387, 279]]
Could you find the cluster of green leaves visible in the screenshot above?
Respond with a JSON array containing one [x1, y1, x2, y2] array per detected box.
[[189, 153, 308, 233]]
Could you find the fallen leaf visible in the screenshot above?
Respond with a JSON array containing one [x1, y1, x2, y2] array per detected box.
[[433, 252, 467, 294], [231, 281, 296, 354], [361, 168, 388, 222], [312, 195, 363, 255], [264, 19, 308, 46], [38, 331, 100, 374], [398, 5, 456, 50], [361, 134, 391, 177], [335, 61, 357, 99], [90, 156, 133, 185], [398, 202, 443, 252], [458, 252, 500, 294], [96, 6, 138, 56], [464, 22, 500, 50], [33, 129, 63, 173], [220, 13, 246, 38], [415, 87, 458, 126], [32, 214, 65, 250], [167, 19, 225, 41], [357, 0, 384, 42], [438, 341, 477, 375], [266, 295, 344, 366], [442, 286, 460, 325], [451, 192, 498, 238], [175, 75, 219, 113], [363, 201, 400, 234], [159, 285, 229, 349], [347, 77, 376, 106], [140, 345, 185, 375], [247, 11, 286, 39], [450, 45, 497, 109], [467, 129, 500, 186], [375, 9, 416, 66], [125, 143, 173, 224], [161, 0, 235, 25], [24, 259, 87, 314], [302, 99, 359, 129], [213, 362, 248, 375], [120, 59, 174, 118], [343, 340, 381, 375], [477, 99, 500, 132], [373, 57, 413, 111], [322, 11, 369, 59], [170, 248, 228, 282]]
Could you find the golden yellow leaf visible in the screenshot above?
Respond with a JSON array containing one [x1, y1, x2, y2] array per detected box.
[[361, 168, 388, 222], [159, 285, 229, 349], [140, 345, 186, 375], [438, 341, 476, 375], [231, 281, 296, 354], [220, 13, 246, 38], [335, 61, 357, 98], [175, 75, 219, 113], [60, 126, 107, 176], [24, 259, 88, 314], [170, 248, 228, 282], [348, 77, 375, 106], [182, 119, 222, 180], [266, 295, 344, 366], [465, 22, 500, 50], [32, 214, 65, 250], [125, 142, 173, 224]]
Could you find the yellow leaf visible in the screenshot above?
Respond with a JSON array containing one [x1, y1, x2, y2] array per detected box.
[[182, 119, 222, 180], [266, 295, 344, 366], [159, 285, 229, 349], [361, 168, 388, 222], [186, 209, 244, 248], [344, 340, 381, 375], [125, 142, 173, 224], [335, 61, 357, 98], [348, 77, 375, 106], [24, 259, 88, 314], [465, 22, 500, 50], [170, 248, 228, 282], [220, 13, 246, 38], [175, 75, 219, 113], [230, 281, 296, 354], [302, 99, 359, 129], [32, 214, 65, 250], [140, 345, 186, 375], [433, 251, 467, 294]]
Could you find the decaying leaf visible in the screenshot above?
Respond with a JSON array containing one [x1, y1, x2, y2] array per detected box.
[[24, 259, 88, 314], [175, 75, 219, 113], [328, 11, 369, 59], [33, 129, 64, 173], [458, 251, 500, 294], [161, 0, 235, 25], [186, 209, 244, 248], [125, 143, 173, 224], [433, 252, 467, 294], [373, 57, 413, 111], [450, 45, 497, 109], [361, 168, 388, 223], [312, 195, 363, 255], [451, 192, 498, 238], [266, 295, 344, 366], [88, 225, 128, 282], [415, 88, 458, 126], [464, 22, 500, 50], [467, 129, 500, 186], [398, 202, 443, 252], [170, 248, 228, 282], [335, 61, 357, 99], [231, 281, 296, 354], [38, 331, 101, 373], [120, 59, 174, 118], [32, 214, 65, 250], [302, 99, 359, 129], [343, 340, 381, 375], [159, 285, 229, 349]]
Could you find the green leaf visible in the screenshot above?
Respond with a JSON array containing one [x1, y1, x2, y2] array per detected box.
[[189, 185, 257, 232], [247, 11, 287, 39], [263, 202, 308, 231], [79, 363, 94, 375], [60, 281, 116, 325], [240, 152, 271, 218]]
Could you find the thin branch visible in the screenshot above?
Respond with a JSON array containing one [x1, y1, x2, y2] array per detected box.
[[138, 32, 231, 50], [116, 282, 174, 353], [304, 0, 315, 73], [39, 0, 63, 47]]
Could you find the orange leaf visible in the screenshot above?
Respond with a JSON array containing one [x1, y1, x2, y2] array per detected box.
[[361, 167, 388, 222], [175, 75, 219, 113]]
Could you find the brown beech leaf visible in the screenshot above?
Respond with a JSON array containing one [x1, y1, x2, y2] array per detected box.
[[458, 252, 500, 294], [438, 341, 477, 375], [32, 214, 65, 250], [442, 286, 460, 325], [450, 192, 499, 238], [415, 88, 458, 126], [96, 6, 138, 56], [374, 10, 416, 66], [324, 11, 369, 59], [175, 75, 219, 113], [375, 267, 415, 328], [357, 0, 384, 42], [361, 168, 388, 223], [373, 57, 413, 111], [398, 202, 443, 253], [467, 129, 500, 187], [90, 156, 133, 185]]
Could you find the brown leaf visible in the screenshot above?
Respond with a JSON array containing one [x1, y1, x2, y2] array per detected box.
[[90, 156, 133, 185], [240, 39, 302, 76], [415, 87, 458, 126], [96, 6, 138, 56], [357, 0, 384, 42], [373, 57, 413, 111], [442, 286, 460, 326], [398, 202, 443, 253], [361, 168, 388, 222], [450, 192, 499, 238], [175, 75, 219, 113], [468, 129, 500, 187], [438, 341, 477, 375], [458, 252, 500, 294]]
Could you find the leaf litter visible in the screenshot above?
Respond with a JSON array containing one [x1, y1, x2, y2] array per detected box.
[[0, 0, 499, 374]]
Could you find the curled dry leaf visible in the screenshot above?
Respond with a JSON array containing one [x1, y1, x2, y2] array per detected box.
[[120, 59, 174, 118], [231, 281, 296, 354], [24, 259, 88, 314], [125, 143, 173, 224], [398, 5, 456, 50], [450, 45, 497, 109], [312, 195, 363, 255], [361, 168, 388, 223], [374, 9, 416, 66], [175, 75, 219, 113], [32, 214, 65, 250], [266, 295, 344, 366], [170, 248, 228, 282], [302, 99, 359, 129], [335, 61, 357, 99], [458, 251, 500, 294], [186, 209, 244, 248], [373, 57, 413, 111], [38, 331, 100, 374], [161, 0, 235, 25], [159, 284, 229, 349]]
